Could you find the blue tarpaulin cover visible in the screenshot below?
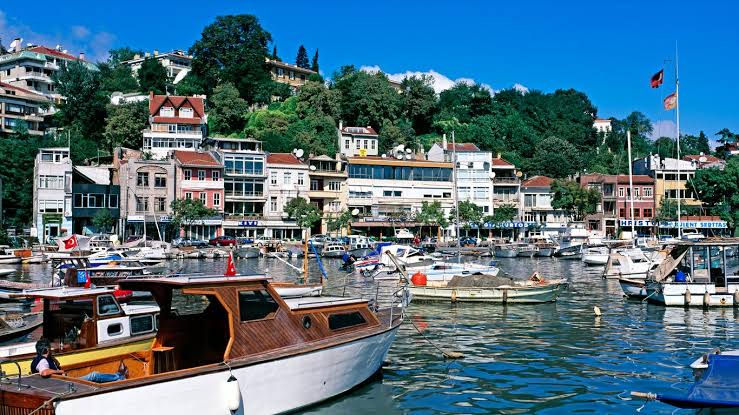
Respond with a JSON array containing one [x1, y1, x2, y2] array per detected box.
[[659, 354, 739, 409]]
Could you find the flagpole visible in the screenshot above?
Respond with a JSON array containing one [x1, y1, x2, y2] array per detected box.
[[627, 131, 636, 238], [675, 41, 682, 239]]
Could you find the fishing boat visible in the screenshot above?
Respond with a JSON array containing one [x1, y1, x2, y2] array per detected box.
[[409, 273, 565, 303], [321, 242, 346, 258], [494, 244, 518, 258], [618, 278, 647, 299], [516, 243, 537, 258], [0, 312, 43, 343], [602, 248, 663, 279], [582, 246, 610, 266], [644, 239, 739, 307], [408, 261, 500, 285], [0, 286, 159, 375], [553, 222, 589, 257], [527, 236, 557, 257], [0, 274, 406, 415], [235, 246, 260, 259], [556, 249, 582, 260], [632, 354, 739, 411]]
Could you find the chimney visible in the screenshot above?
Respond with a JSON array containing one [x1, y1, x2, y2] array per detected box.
[[79, 52, 85, 60], [145, 52, 150, 58], [442, 133, 447, 150], [153, 50, 159, 56], [134, 53, 140, 59], [496, 153, 502, 159], [13, 38, 22, 52]]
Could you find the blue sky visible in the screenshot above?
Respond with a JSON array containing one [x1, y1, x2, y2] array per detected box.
[[1, 1, 737, 142]]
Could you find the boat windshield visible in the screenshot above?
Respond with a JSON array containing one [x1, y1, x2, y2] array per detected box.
[[44, 299, 95, 348]]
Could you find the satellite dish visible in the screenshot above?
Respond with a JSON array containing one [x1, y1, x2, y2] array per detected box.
[[381, 154, 387, 158], [351, 208, 360, 216], [295, 149, 305, 158], [292, 148, 298, 155], [516, 171, 523, 177], [396, 144, 405, 152], [699, 156, 707, 163], [405, 154, 412, 160], [395, 153, 404, 160], [172, 68, 190, 84], [490, 172, 496, 179], [406, 148, 413, 154], [309, 165, 317, 171]]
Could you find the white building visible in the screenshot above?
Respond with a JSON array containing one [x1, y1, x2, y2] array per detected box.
[[338, 122, 379, 157], [346, 156, 454, 237], [265, 153, 310, 240], [33, 147, 72, 243], [120, 50, 192, 81], [520, 175, 569, 233], [594, 118, 612, 134], [143, 92, 207, 159], [427, 139, 494, 214]]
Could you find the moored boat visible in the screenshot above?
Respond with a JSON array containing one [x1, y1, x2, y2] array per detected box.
[[582, 246, 609, 266], [494, 244, 518, 258], [618, 278, 647, 299], [410, 273, 565, 303], [516, 243, 537, 258], [321, 242, 346, 258]]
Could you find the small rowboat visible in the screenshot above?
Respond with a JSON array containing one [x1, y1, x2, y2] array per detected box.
[[410, 273, 565, 304], [0, 312, 43, 343], [618, 278, 647, 299]]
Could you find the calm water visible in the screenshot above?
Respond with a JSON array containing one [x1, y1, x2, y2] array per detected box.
[[8, 255, 739, 414]]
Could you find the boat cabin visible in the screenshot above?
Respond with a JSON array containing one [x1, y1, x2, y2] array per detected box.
[[656, 239, 739, 288]]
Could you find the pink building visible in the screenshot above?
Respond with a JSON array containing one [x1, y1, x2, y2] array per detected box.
[[579, 174, 656, 236], [173, 150, 224, 239], [614, 175, 656, 222]]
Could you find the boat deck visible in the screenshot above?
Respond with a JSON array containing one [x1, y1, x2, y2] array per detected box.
[[283, 296, 367, 310], [0, 373, 98, 400]]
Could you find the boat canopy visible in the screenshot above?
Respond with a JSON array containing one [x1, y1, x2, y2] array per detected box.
[[9, 286, 115, 300], [657, 354, 739, 409], [118, 274, 270, 290]]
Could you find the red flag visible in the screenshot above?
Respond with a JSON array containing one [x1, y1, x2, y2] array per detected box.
[[650, 69, 664, 88], [663, 92, 677, 110], [63, 235, 78, 250], [224, 252, 237, 276]]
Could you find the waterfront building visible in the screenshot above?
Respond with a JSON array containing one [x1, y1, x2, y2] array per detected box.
[[428, 140, 494, 215], [71, 166, 120, 235], [682, 153, 726, 170], [173, 150, 224, 240], [142, 92, 207, 159], [32, 147, 72, 243], [338, 122, 379, 157], [0, 81, 47, 136], [266, 58, 316, 92], [491, 155, 522, 219], [114, 147, 176, 240], [520, 176, 569, 233], [120, 50, 192, 80], [346, 156, 454, 237], [308, 154, 347, 234], [0, 41, 95, 109], [578, 174, 656, 237], [204, 137, 267, 239], [265, 153, 310, 240], [633, 154, 700, 211]]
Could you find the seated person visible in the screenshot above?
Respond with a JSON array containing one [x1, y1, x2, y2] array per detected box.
[[32, 338, 128, 383]]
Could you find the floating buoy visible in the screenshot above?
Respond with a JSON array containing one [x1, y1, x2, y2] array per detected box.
[[411, 272, 427, 286], [450, 289, 458, 303], [684, 290, 692, 305], [703, 291, 711, 307], [593, 306, 602, 316], [443, 350, 465, 359], [224, 374, 242, 412]]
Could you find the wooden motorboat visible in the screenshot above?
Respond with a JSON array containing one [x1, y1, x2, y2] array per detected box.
[[321, 242, 346, 258], [0, 275, 407, 415], [0, 286, 159, 375], [582, 246, 609, 266], [410, 273, 565, 303], [494, 244, 518, 258], [0, 312, 43, 343]]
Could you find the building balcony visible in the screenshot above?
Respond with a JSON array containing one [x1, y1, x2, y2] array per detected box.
[[181, 180, 224, 190], [492, 177, 521, 185], [308, 190, 342, 199], [16, 73, 52, 83], [309, 170, 347, 178], [224, 193, 266, 201], [493, 199, 520, 207]]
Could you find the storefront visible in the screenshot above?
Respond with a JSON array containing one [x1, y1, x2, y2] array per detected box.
[[618, 219, 657, 237], [657, 218, 728, 237], [180, 218, 223, 241], [125, 214, 172, 241]]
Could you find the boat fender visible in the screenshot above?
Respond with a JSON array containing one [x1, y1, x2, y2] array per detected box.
[[684, 289, 691, 305], [502, 289, 508, 304], [703, 291, 710, 308], [224, 374, 242, 412], [734, 289, 739, 306], [411, 272, 427, 286], [450, 290, 457, 303], [593, 306, 602, 316]]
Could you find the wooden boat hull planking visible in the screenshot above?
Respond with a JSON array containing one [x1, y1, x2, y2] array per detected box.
[[409, 284, 563, 303]]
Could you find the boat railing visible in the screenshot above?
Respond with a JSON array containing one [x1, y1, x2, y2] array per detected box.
[[0, 358, 26, 390]]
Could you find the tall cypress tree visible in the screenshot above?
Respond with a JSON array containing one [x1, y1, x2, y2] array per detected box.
[[295, 45, 309, 69], [272, 45, 280, 61], [311, 49, 319, 72]]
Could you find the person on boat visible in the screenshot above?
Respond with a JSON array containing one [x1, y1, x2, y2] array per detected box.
[[32, 338, 128, 383], [340, 252, 357, 271]]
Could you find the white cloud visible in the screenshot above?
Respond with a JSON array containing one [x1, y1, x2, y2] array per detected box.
[[650, 120, 677, 139], [359, 65, 525, 96], [71, 25, 90, 39], [513, 83, 529, 94]]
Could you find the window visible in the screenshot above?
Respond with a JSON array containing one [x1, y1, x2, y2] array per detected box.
[[297, 173, 304, 186], [328, 181, 341, 191], [198, 170, 206, 181], [213, 193, 221, 207], [136, 196, 149, 212], [618, 187, 624, 198], [443, 192, 451, 198], [168, 124, 177, 133], [633, 208, 640, 217], [184, 169, 192, 180], [185, 192, 192, 200], [137, 172, 149, 187], [283, 173, 292, 186], [270, 197, 277, 211], [383, 190, 392, 197], [310, 179, 320, 191], [634, 187, 640, 198], [38, 200, 63, 213], [345, 139, 350, 149], [106, 323, 123, 336], [619, 208, 625, 217], [38, 175, 64, 189], [363, 139, 368, 149], [160, 106, 174, 117], [212, 171, 220, 181], [238, 290, 279, 321], [524, 194, 536, 208], [644, 187, 653, 198], [108, 194, 119, 208], [180, 107, 193, 118], [130, 315, 155, 335], [155, 197, 167, 212], [270, 172, 277, 185], [97, 294, 121, 316], [644, 208, 653, 218], [73, 194, 105, 208], [328, 311, 366, 330], [199, 193, 207, 204], [154, 174, 167, 188], [370, 140, 376, 150]]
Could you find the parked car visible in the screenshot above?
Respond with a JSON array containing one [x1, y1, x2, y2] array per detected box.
[[172, 238, 208, 248], [237, 237, 254, 245], [459, 236, 478, 247], [126, 235, 155, 243], [253, 236, 279, 247], [209, 236, 238, 246]]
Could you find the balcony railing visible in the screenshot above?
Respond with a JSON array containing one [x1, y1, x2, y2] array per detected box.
[[492, 177, 520, 184]]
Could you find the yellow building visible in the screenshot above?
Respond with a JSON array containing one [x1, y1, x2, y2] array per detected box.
[[266, 59, 316, 92], [633, 154, 701, 210]]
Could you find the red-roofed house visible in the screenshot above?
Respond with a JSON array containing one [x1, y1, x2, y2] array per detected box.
[[173, 150, 224, 239], [520, 175, 569, 231], [0, 81, 49, 136], [265, 153, 310, 239], [338, 122, 379, 157], [427, 138, 481, 162], [578, 174, 656, 236], [682, 154, 726, 170], [143, 93, 207, 159]]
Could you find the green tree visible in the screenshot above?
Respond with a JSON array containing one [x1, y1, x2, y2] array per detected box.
[[682, 131, 711, 155], [92, 209, 116, 232], [332, 66, 400, 133], [284, 198, 322, 229], [107, 47, 143, 67], [327, 210, 353, 235], [379, 118, 416, 150], [416, 201, 449, 237], [210, 82, 249, 134], [98, 62, 139, 94], [400, 75, 436, 134], [170, 198, 219, 230], [190, 14, 273, 104], [437, 82, 492, 124], [295, 81, 341, 119], [137, 57, 168, 94], [174, 73, 205, 96], [551, 180, 601, 221], [450, 200, 483, 235], [271, 45, 280, 61], [655, 198, 677, 222], [491, 204, 517, 224], [295, 45, 310, 69], [653, 136, 677, 159], [311, 49, 319, 72], [689, 158, 739, 233], [715, 128, 737, 145], [529, 137, 581, 178], [53, 61, 108, 143], [103, 101, 149, 151]]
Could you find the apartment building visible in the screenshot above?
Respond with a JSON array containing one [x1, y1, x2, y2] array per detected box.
[[265, 153, 310, 239], [0, 81, 47, 136], [121, 50, 192, 80], [520, 176, 568, 229], [204, 137, 267, 238], [308, 154, 347, 234], [143, 93, 207, 159], [682, 153, 726, 170], [578, 174, 656, 236], [71, 166, 120, 235], [172, 150, 224, 240], [32, 147, 72, 243], [266, 59, 316, 91], [428, 140, 494, 215], [491, 155, 521, 217], [346, 156, 454, 237], [338, 123, 379, 157], [633, 154, 700, 210]]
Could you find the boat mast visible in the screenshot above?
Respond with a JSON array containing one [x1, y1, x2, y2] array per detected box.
[[675, 42, 682, 238], [451, 131, 461, 258], [627, 130, 636, 239]]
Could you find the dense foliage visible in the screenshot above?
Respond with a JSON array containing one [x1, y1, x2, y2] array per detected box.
[[551, 180, 602, 221]]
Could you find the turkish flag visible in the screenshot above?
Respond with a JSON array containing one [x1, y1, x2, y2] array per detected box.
[[224, 252, 237, 277], [64, 235, 78, 250], [650, 69, 664, 88]]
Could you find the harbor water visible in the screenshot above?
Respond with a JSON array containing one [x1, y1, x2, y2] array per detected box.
[[7, 255, 739, 414]]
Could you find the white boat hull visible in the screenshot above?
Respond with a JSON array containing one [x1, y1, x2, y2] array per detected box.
[[0, 257, 21, 264], [583, 254, 609, 265], [410, 283, 564, 303], [494, 247, 518, 258], [55, 327, 398, 415], [618, 278, 647, 298], [646, 282, 739, 307], [0, 269, 15, 277]]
